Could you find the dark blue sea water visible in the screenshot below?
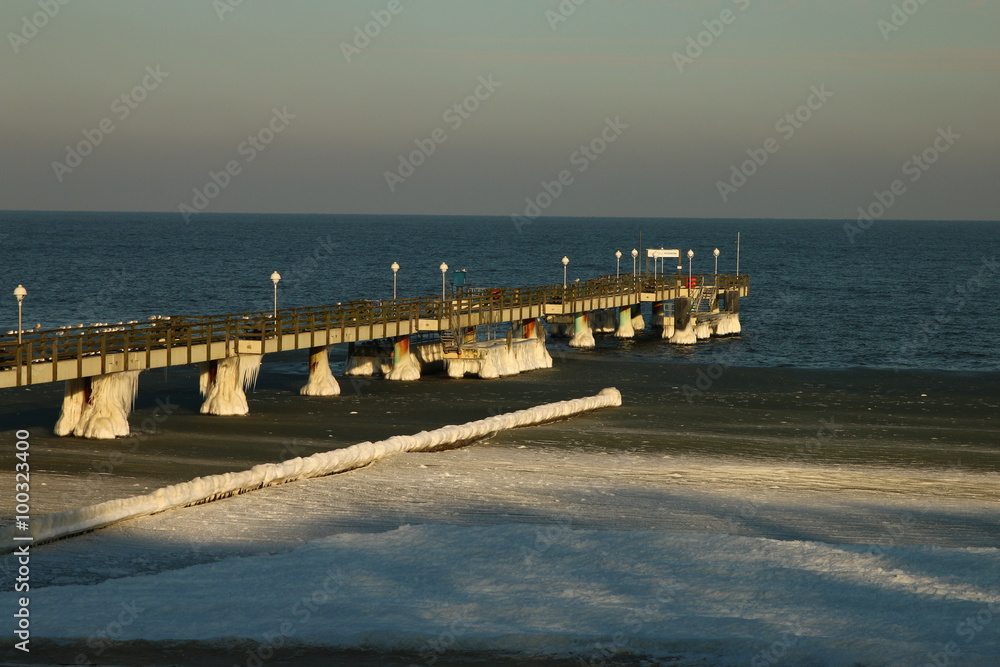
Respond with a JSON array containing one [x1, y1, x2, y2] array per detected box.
[[1, 211, 997, 372]]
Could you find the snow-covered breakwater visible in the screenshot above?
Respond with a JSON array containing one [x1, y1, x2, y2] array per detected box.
[[2, 388, 622, 549]]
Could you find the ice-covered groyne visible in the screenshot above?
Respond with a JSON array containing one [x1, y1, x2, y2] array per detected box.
[[3, 388, 622, 549]]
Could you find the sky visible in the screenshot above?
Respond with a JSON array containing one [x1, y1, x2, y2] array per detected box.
[[1, 0, 997, 220]]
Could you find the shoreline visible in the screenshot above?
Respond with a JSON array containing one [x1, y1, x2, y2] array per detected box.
[[1, 351, 998, 520]]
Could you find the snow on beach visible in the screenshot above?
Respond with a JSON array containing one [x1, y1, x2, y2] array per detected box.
[[5, 439, 999, 666], [11, 524, 1000, 666]]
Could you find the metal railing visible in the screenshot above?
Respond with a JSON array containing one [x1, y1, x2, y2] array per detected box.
[[0, 273, 748, 386]]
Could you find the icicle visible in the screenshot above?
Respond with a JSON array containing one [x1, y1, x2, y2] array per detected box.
[[240, 354, 263, 391], [300, 347, 340, 397]]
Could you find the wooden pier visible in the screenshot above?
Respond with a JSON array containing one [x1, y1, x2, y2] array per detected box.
[[0, 272, 748, 438], [0, 273, 748, 389]]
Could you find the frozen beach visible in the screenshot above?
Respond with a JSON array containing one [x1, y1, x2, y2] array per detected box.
[[2, 354, 998, 666]]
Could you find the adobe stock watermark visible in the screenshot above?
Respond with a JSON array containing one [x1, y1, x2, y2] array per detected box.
[[341, 0, 413, 63], [511, 116, 629, 232], [545, 0, 589, 31], [716, 84, 833, 203], [178, 107, 295, 222], [51, 65, 170, 183], [750, 618, 807, 667], [843, 126, 959, 244], [384, 75, 501, 192], [74, 600, 145, 665], [214, 0, 245, 22], [891, 255, 997, 363], [673, 0, 751, 73], [878, 0, 931, 41], [8, 0, 72, 54], [920, 600, 1000, 667]]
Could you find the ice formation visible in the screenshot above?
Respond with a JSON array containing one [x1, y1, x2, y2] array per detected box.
[[2, 388, 622, 548], [661, 316, 675, 339], [199, 354, 262, 416], [695, 317, 712, 340], [444, 337, 552, 379], [630, 304, 646, 331], [568, 313, 595, 349], [53, 371, 142, 439], [53, 378, 88, 437], [299, 347, 340, 396], [614, 306, 635, 339], [386, 337, 421, 381]]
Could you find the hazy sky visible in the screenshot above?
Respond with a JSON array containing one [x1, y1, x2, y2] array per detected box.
[[2, 0, 997, 220]]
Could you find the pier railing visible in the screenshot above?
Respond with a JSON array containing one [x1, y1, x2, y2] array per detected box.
[[0, 273, 749, 386]]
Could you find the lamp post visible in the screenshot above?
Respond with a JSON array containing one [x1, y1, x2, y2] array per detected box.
[[13, 285, 26, 344], [686, 250, 694, 289], [439, 262, 448, 301], [631, 249, 638, 277], [615, 250, 622, 279], [561, 256, 569, 289], [391, 262, 400, 299], [270, 271, 281, 318], [713, 248, 720, 281]]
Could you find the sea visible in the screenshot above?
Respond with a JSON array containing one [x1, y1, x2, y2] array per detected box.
[[1, 211, 998, 373]]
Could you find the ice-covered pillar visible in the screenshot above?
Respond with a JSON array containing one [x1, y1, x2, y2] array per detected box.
[[200, 354, 262, 416], [386, 335, 421, 381], [58, 370, 141, 439], [300, 346, 340, 396], [54, 377, 90, 436], [630, 303, 645, 331], [653, 302, 675, 339], [669, 298, 697, 345], [727, 290, 742, 335], [568, 312, 595, 349], [615, 305, 635, 339]]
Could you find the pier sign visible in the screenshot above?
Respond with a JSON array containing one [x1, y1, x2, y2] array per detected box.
[[647, 249, 680, 259]]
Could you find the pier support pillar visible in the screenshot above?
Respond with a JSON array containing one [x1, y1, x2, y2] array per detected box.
[[569, 312, 596, 349], [630, 303, 646, 331], [300, 346, 340, 396], [695, 316, 712, 340], [615, 305, 635, 339], [728, 291, 742, 335], [200, 354, 262, 416], [519, 318, 552, 370], [716, 290, 742, 336], [386, 335, 421, 381], [516, 318, 538, 340], [669, 298, 697, 345], [54, 377, 90, 436], [55, 370, 141, 439], [653, 302, 675, 339]]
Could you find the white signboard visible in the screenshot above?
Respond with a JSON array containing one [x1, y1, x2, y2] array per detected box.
[[646, 248, 680, 259]]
